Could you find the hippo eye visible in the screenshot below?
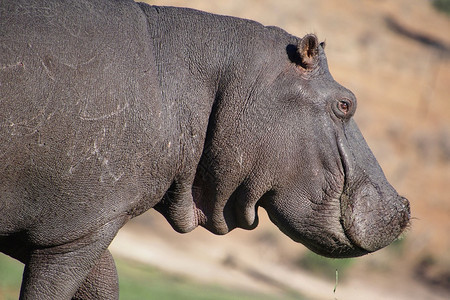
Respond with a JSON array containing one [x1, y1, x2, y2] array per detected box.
[[333, 99, 354, 120], [338, 100, 349, 114]]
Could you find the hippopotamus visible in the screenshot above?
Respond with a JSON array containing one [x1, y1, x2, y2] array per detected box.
[[0, 0, 410, 299]]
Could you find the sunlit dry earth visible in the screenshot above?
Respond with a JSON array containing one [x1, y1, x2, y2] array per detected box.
[[111, 0, 450, 299]]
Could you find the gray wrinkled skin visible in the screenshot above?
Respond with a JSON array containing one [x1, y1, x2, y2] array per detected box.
[[0, 0, 410, 299]]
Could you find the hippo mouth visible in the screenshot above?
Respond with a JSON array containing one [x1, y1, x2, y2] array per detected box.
[[259, 192, 370, 258], [276, 186, 410, 258], [339, 189, 410, 254]]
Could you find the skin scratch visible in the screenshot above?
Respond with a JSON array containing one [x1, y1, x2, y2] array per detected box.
[[79, 102, 129, 121], [3, 96, 53, 137], [68, 127, 124, 182], [40, 58, 55, 81], [59, 54, 98, 70], [1, 61, 25, 70], [92, 138, 125, 183]]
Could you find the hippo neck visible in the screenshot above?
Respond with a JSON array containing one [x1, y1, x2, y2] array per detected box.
[[142, 4, 292, 233], [145, 4, 292, 150]]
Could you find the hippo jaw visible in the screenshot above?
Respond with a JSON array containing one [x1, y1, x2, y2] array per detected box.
[[260, 174, 410, 258], [257, 118, 410, 258]]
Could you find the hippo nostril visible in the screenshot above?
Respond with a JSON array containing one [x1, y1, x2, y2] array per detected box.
[[402, 197, 410, 211]]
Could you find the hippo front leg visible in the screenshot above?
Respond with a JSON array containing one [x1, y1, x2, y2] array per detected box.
[[19, 219, 123, 300], [72, 250, 119, 300]]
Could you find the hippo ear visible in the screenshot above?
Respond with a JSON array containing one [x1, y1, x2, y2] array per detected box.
[[297, 34, 320, 69]]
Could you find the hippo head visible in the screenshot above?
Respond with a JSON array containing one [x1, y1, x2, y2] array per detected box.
[[249, 35, 411, 258], [164, 34, 410, 258]]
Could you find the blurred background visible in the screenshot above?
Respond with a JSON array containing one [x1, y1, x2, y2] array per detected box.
[[1, 0, 449, 299]]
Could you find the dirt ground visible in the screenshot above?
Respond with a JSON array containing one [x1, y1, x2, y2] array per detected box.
[[111, 0, 450, 299]]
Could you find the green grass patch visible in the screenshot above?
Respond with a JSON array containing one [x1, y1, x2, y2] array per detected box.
[[117, 259, 302, 300], [0, 253, 302, 299], [296, 252, 354, 282], [433, 0, 450, 15], [0, 253, 24, 300]]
